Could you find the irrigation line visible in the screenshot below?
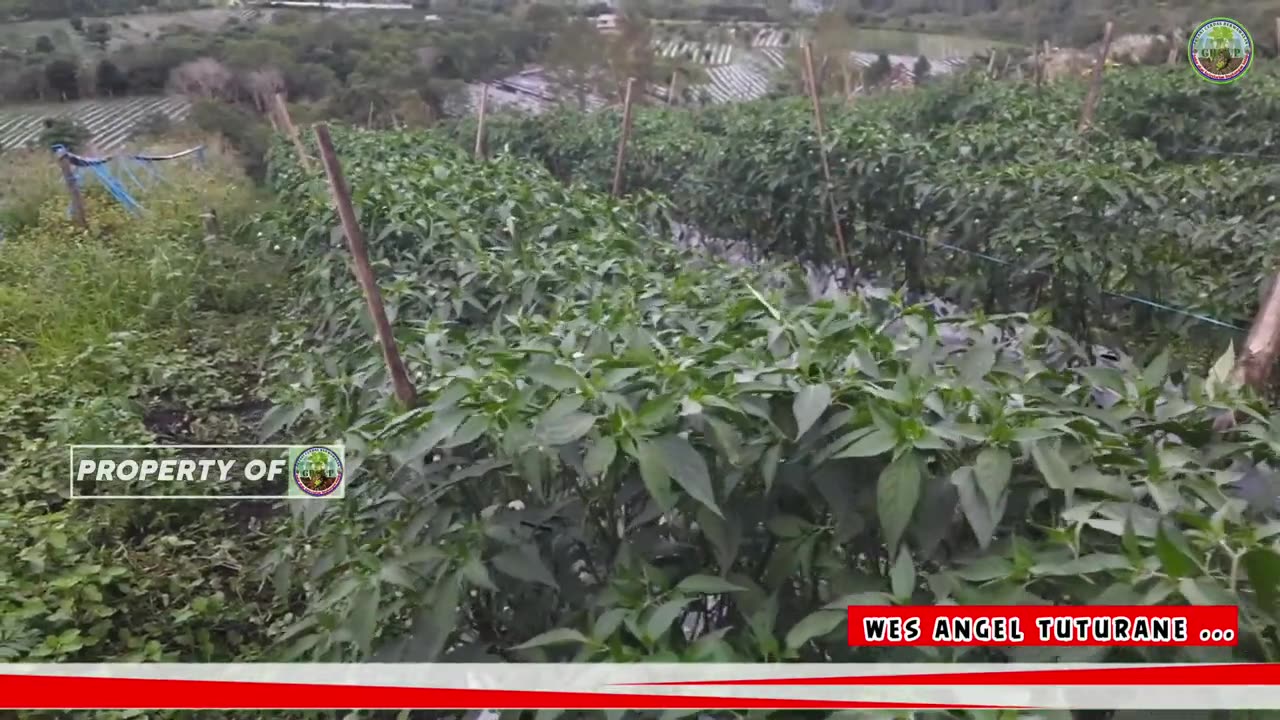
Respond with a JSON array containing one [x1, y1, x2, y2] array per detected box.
[[1184, 147, 1280, 161], [857, 220, 1248, 333]]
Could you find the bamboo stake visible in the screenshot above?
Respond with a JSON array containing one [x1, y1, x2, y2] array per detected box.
[[1275, 17, 1280, 59], [1077, 21, 1115, 133], [1238, 273, 1280, 389], [1034, 43, 1043, 89], [667, 71, 679, 105], [57, 152, 87, 228], [611, 77, 637, 197], [1167, 27, 1181, 65], [201, 209, 220, 243], [313, 124, 418, 409], [474, 84, 489, 160], [802, 43, 849, 267], [274, 92, 312, 172], [986, 50, 997, 78], [1214, 272, 1280, 431]]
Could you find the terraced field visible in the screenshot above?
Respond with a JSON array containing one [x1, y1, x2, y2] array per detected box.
[[656, 41, 735, 65], [457, 23, 982, 117], [0, 96, 191, 154]]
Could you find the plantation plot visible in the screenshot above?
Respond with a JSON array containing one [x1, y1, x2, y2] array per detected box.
[[655, 41, 735, 66], [259, 127, 1280, 664], [703, 64, 772, 102], [0, 96, 192, 153], [458, 66, 1280, 367]]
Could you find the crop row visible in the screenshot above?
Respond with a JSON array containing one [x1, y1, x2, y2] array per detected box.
[[450, 66, 1280, 365], [656, 41, 735, 66], [0, 96, 192, 153], [257, 126, 1280, 665]]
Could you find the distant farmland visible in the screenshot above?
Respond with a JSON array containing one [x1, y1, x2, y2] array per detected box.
[[0, 96, 192, 154]]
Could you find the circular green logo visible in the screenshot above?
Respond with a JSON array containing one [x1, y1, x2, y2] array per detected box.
[[293, 446, 343, 497], [1189, 17, 1253, 84]]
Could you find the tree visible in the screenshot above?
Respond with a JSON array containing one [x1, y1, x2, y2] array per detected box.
[[86, 22, 112, 51], [44, 58, 79, 99], [913, 54, 931, 85], [864, 52, 892, 88], [33, 36, 54, 53], [168, 58, 235, 102], [243, 67, 285, 113], [544, 18, 611, 110], [190, 99, 270, 181], [603, 11, 658, 101], [96, 59, 128, 96]]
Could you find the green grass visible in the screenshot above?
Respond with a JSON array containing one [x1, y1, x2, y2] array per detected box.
[[0, 140, 271, 383], [0, 138, 290, 674]]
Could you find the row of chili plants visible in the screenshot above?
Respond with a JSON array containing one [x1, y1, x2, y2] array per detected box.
[[452, 66, 1280, 367], [255, 128, 1280, 680]]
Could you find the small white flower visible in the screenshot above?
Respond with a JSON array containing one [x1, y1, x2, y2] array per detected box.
[[273, 244, 282, 251], [1269, 195, 1276, 203], [1071, 196, 1079, 203], [507, 499, 525, 511]]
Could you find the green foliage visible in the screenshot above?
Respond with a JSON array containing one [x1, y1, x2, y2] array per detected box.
[[0, 148, 284, 680], [38, 116, 89, 150], [456, 65, 1280, 367], [190, 100, 272, 181], [258, 125, 1280, 673]]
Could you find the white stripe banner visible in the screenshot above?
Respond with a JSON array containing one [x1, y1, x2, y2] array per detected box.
[[0, 663, 1276, 709]]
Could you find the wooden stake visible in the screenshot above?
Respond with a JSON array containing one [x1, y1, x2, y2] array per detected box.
[[611, 77, 637, 197], [1034, 43, 1043, 89], [1167, 27, 1181, 64], [313, 124, 418, 409], [802, 43, 849, 267], [667, 71, 679, 106], [1215, 271, 1280, 432], [273, 92, 312, 172], [201, 209, 220, 242], [474, 84, 489, 160], [1077, 21, 1114, 133], [986, 51, 997, 78], [1275, 17, 1280, 58], [1237, 272, 1280, 390], [58, 152, 87, 228]]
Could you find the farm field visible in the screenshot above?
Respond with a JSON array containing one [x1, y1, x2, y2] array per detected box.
[[0, 95, 192, 153], [7, 7, 1280, 714], [464, 26, 979, 113], [457, 65, 1279, 366], [248, 66, 1280, 670]]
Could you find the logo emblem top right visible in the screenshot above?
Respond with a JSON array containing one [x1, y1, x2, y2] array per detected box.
[[1189, 17, 1253, 84]]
